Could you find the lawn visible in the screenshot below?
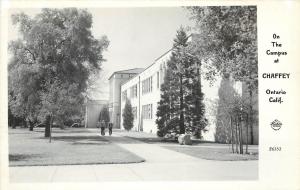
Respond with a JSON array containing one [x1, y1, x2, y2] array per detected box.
[[162, 145, 258, 161], [117, 130, 258, 161], [9, 128, 145, 166]]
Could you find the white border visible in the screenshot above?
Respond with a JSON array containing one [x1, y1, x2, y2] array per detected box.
[[1, 1, 300, 190]]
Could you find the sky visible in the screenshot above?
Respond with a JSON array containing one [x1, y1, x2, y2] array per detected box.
[[8, 7, 195, 100]]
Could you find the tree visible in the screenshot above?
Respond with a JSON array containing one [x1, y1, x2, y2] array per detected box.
[[213, 76, 257, 154], [122, 100, 134, 131], [156, 68, 173, 137], [185, 62, 208, 138], [8, 57, 41, 131], [214, 78, 236, 144], [156, 27, 207, 137], [170, 28, 189, 134], [99, 106, 110, 123], [8, 8, 109, 137], [187, 6, 258, 144]]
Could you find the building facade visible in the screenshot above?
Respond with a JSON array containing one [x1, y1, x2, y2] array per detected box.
[[108, 68, 144, 129], [84, 99, 108, 128], [120, 50, 170, 134], [118, 46, 258, 144]]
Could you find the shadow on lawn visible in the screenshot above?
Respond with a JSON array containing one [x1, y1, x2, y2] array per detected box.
[[102, 135, 176, 144], [124, 136, 177, 144], [123, 136, 220, 146], [33, 129, 93, 134], [9, 154, 40, 161], [52, 135, 108, 143]]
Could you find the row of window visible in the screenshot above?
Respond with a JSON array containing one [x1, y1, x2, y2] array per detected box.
[[141, 71, 161, 95], [121, 90, 127, 101], [122, 71, 161, 100], [118, 74, 134, 78], [132, 106, 137, 119], [142, 76, 153, 94], [121, 104, 153, 121], [130, 84, 137, 98], [142, 104, 152, 119]]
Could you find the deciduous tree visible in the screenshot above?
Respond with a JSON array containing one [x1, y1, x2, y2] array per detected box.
[[8, 8, 109, 137], [188, 6, 258, 144]]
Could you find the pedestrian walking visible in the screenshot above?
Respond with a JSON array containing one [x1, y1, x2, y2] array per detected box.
[[108, 122, 113, 136], [100, 120, 105, 136]]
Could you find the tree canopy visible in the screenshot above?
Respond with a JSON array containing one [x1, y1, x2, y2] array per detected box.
[[188, 6, 257, 91], [8, 8, 109, 134], [187, 6, 258, 148]]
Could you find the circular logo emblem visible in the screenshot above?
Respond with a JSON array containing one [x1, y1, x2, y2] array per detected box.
[[270, 119, 282, 131]]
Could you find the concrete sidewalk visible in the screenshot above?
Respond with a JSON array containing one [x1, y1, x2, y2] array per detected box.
[[10, 132, 258, 182]]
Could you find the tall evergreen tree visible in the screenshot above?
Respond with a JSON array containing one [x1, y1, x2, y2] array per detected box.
[[156, 27, 207, 137], [168, 27, 189, 134], [156, 68, 173, 137], [122, 100, 134, 131]]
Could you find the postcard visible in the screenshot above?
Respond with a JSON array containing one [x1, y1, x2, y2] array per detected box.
[[0, 1, 299, 190]]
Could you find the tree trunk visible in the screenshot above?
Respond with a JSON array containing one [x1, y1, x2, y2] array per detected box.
[[12, 117, 16, 129], [29, 119, 34, 131], [197, 63, 202, 139], [44, 115, 51, 137], [230, 116, 234, 153], [198, 127, 202, 140], [246, 114, 249, 154], [239, 116, 243, 154], [249, 90, 254, 144], [49, 115, 54, 143], [235, 117, 239, 154], [179, 75, 185, 134], [23, 118, 28, 128]]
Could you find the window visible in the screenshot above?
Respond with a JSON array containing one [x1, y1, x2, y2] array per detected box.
[[142, 76, 152, 94], [142, 104, 152, 119], [157, 71, 160, 88], [130, 84, 137, 98], [122, 90, 127, 101], [132, 107, 137, 120], [160, 63, 164, 84]]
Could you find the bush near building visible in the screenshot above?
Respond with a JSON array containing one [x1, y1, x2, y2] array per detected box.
[[122, 100, 134, 131]]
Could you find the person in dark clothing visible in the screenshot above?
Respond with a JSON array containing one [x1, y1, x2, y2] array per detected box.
[[100, 120, 105, 136], [108, 122, 113, 136]]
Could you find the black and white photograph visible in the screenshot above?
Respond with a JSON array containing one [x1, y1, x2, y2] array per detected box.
[[5, 6, 260, 182]]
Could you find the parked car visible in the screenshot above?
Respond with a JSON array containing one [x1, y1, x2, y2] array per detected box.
[[34, 123, 61, 128], [70, 122, 84, 128]]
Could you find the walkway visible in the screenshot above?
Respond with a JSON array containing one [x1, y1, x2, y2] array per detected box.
[[10, 131, 258, 182]]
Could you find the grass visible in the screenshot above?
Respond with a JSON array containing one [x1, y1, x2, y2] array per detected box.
[[117, 130, 258, 161], [162, 145, 258, 161], [9, 128, 145, 166]]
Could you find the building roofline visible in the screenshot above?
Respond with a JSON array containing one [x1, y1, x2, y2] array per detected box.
[[121, 34, 192, 88], [108, 68, 144, 80]]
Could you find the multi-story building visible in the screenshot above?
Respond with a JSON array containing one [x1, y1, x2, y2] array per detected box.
[[120, 50, 170, 133], [116, 39, 258, 144], [84, 99, 108, 128], [108, 68, 144, 129]]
